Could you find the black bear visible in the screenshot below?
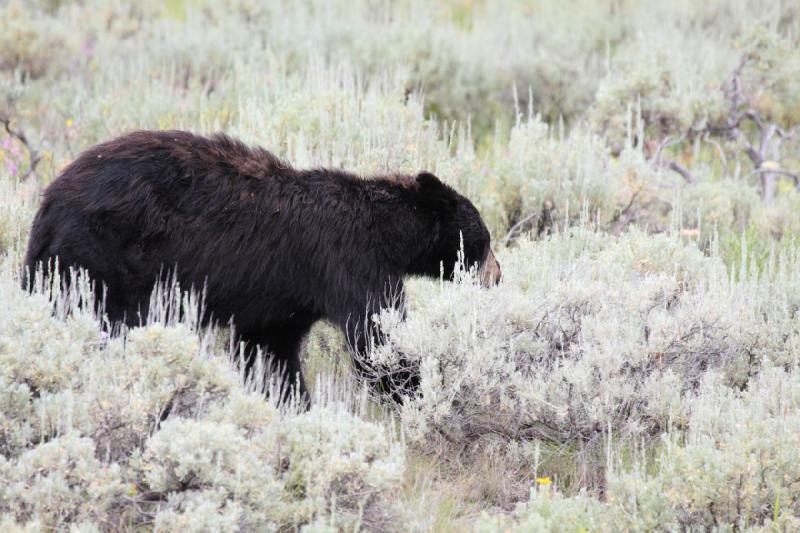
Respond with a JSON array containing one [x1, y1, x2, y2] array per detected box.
[[24, 130, 500, 402]]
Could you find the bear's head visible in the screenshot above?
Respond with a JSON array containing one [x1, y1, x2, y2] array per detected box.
[[412, 172, 501, 287]]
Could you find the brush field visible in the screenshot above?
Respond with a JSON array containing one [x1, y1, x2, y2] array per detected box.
[[1, 1, 800, 531]]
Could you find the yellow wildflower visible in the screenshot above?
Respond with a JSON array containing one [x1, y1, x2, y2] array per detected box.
[[536, 476, 552, 486]]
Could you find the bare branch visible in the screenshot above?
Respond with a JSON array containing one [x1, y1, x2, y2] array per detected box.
[[647, 135, 698, 185], [758, 123, 778, 160], [742, 146, 763, 167], [721, 55, 749, 127], [702, 132, 727, 171], [650, 133, 686, 168], [776, 125, 798, 151], [745, 167, 799, 183], [666, 160, 697, 184], [744, 109, 766, 130], [135, 472, 199, 503], [500, 212, 538, 247], [0, 115, 43, 181], [776, 125, 798, 139], [611, 189, 640, 235]]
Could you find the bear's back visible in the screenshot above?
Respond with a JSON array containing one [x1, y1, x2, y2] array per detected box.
[[23, 130, 374, 326]]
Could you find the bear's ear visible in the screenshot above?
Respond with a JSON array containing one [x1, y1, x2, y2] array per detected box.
[[416, 172, 457, 213], [416, 172, 443, 189]]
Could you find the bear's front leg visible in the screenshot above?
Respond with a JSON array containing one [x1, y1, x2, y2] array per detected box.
[[336, 283, 419, 404]]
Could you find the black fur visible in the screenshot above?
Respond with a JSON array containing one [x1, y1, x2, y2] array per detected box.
[[24, 130, 496, 402]]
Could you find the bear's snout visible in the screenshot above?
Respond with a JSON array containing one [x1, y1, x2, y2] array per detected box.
[[480, 250, 501, 287]]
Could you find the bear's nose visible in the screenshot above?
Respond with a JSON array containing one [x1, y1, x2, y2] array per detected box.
[[480, 249, 501, 287]]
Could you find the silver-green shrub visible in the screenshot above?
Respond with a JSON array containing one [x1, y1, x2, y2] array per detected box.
[[0, 259, 404, 530], [370, 228, 800, 523], [474, 366, 800, 531]]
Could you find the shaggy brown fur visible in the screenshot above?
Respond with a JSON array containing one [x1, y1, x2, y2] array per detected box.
[[24, 130, 499, 402]]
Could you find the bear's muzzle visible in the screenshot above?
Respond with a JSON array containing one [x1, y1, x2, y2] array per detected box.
[[480, 250, 501, 287]]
